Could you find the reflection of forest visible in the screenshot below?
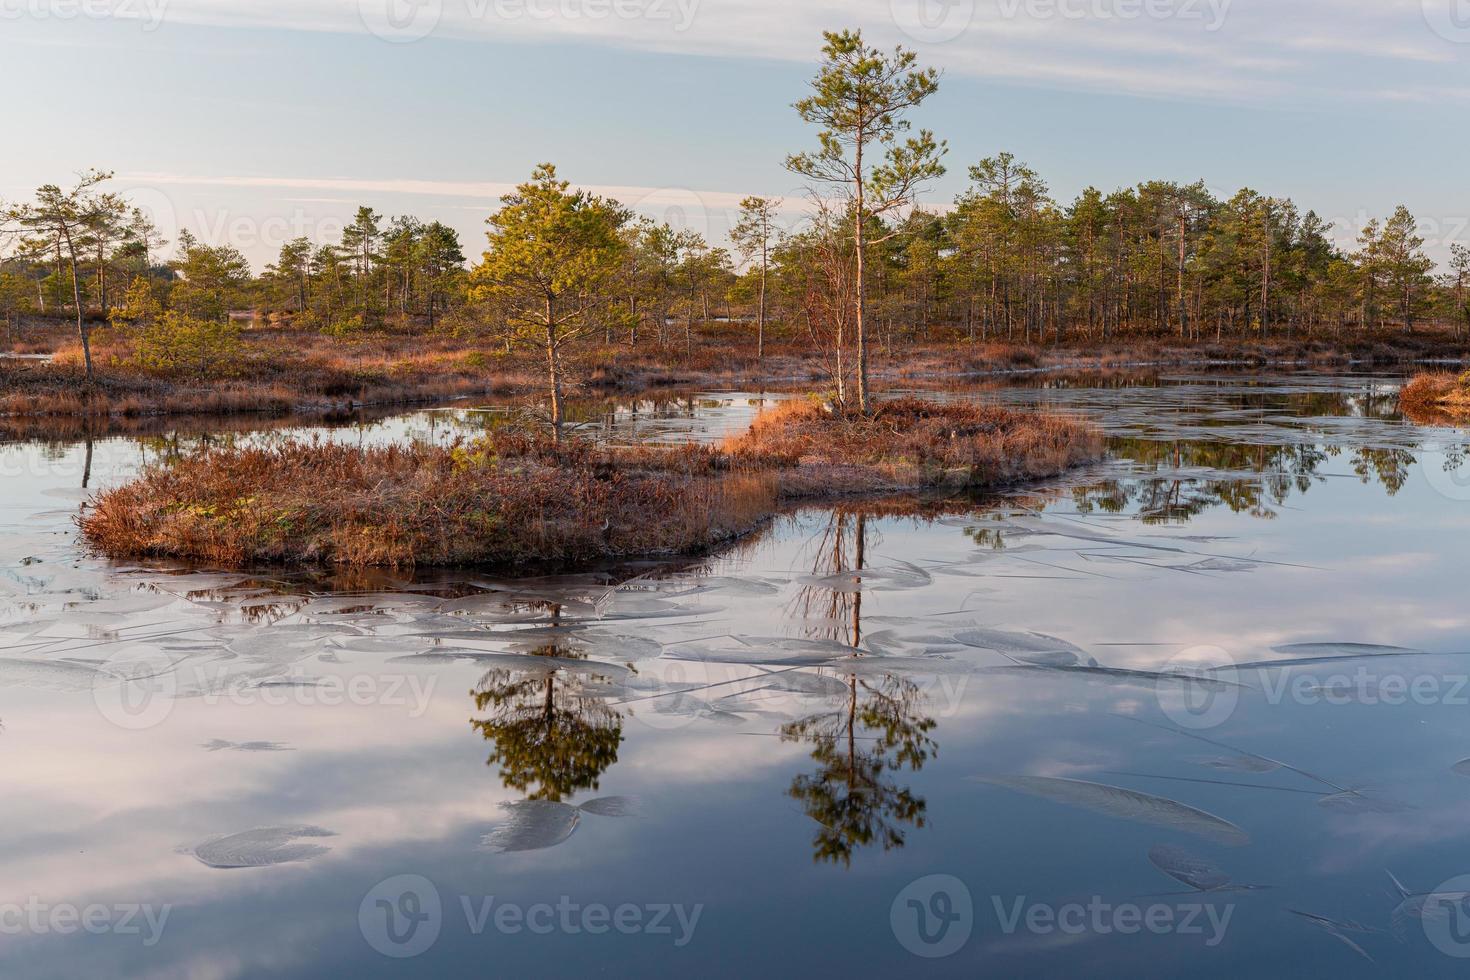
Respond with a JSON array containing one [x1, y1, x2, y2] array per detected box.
[[781, 511, 938, 866], [1074, 438, 1419, 523]]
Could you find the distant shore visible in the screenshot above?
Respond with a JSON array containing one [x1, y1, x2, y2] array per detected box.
[[7, 316, 1467, 429]]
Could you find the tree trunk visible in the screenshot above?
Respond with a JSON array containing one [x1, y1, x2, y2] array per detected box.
[[757, 234, 767, 362], [1177, 211, 1188, 338], [1260, 207, 1272, 338], [853, 138, 870, 415], [96, 246, 107, 317], [545, 295, 564, 437], [60, 224, 93, 382]]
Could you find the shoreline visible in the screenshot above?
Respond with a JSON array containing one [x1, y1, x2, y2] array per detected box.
[[7, 332, 1467, 433]]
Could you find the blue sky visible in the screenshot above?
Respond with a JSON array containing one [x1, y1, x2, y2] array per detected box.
[[5, 0, 1469, 267]]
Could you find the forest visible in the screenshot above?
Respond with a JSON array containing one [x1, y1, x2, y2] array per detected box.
[[4, 162, 1463, 350]]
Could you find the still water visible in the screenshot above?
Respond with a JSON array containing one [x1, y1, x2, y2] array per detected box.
[[3, 373, 1470, 978]]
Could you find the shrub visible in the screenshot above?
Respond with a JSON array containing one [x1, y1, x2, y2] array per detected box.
[[324, 313, 368, 337], [132, 311, 243, 380]]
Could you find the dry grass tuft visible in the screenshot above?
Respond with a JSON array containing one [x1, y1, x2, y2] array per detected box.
[[1401, 372, 1470, 424], [81, 434, 778, 568], [726, 396, 1103, 497]]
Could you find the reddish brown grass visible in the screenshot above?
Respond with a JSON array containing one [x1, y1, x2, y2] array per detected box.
[[725, 397, 1103, 497], [80, 395, 1103, 569], [81, 434, 779, 568], [1400, 371, 1470, 424]]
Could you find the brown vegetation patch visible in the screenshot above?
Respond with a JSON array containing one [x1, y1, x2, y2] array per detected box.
[[8, 313, 1468, 429], [1400, 371, 1470, 424], [0, 331, 540, 421], [726, 397, 1103, 496], [81, 435, 778, 568], [81, 397, 1102, 569]]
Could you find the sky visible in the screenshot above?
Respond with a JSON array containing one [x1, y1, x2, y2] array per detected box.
[[4, 0, 1469, 268]]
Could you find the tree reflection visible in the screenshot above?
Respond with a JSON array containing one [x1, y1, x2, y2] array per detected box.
[[469, 604, 624, 802], [793, 509, 869, 648], [782, 673, 936, 866], [782, 510, 937, 866]]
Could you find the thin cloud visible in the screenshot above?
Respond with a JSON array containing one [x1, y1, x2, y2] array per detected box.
[[122, 171, 769, 211], [118, 0, 1470, 105]]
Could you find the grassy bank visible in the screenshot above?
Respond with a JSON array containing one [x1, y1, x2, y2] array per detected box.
[[0, 329, 542, 420], [1400, 371, 1470, 424], [81, 400, 1101, 568]]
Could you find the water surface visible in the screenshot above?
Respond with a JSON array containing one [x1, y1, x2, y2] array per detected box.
[[4, 373, 1470, 977]]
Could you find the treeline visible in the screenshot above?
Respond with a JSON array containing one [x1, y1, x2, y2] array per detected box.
[[850, 159, 1468, 344], [5, 165, 1466, 355], [0, 184, 469, 335]]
